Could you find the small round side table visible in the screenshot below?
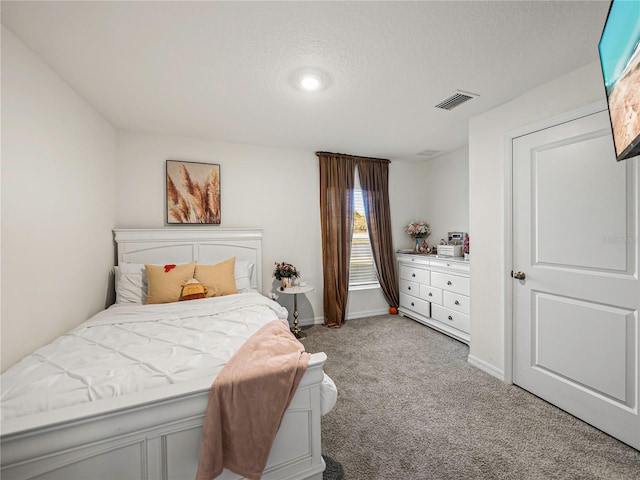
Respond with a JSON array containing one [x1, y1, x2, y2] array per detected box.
[[278, 285, 314, 339]]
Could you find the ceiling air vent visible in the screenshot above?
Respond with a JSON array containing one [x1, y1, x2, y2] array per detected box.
[[435, 90, 479, 110], [417, 149, 440, 157]]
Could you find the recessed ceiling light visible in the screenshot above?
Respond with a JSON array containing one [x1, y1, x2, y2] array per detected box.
[[300, 74, 321, 91], [290, 68, 330, 92]]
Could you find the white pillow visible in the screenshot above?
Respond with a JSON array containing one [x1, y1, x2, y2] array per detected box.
[[234, 260, 255, 293], [114, 263, 147, 304]]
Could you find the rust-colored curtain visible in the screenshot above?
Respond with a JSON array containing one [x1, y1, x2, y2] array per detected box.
[[356, 158, 400, 309], [317, 153, 357, 327]]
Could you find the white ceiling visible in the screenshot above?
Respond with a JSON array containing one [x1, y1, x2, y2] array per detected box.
[[1, 1, 610, 162]]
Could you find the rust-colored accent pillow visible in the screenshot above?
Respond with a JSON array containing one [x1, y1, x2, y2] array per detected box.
[[145, 262, 196, 304], [195, 257, 238, 297]]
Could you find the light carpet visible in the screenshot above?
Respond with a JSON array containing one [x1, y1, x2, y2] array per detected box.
[[302, 315, 639, 480]]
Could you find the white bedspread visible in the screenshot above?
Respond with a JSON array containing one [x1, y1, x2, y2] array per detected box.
[[1, 293, 337, 421]]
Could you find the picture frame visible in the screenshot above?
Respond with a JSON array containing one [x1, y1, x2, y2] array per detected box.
[[166, 160, 221, 225]]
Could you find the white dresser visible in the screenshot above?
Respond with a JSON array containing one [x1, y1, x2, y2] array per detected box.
[[397, 253, 470, 344]]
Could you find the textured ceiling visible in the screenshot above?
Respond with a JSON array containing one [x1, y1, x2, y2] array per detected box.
[[1, 1, 611, 162]]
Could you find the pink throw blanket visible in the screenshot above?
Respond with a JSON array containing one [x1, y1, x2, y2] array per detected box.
[[196, 319, 311, 480]]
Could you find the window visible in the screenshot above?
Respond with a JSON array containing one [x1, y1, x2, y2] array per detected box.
[[349, 173, 378, 287]]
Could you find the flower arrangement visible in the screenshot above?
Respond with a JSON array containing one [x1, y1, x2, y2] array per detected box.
[[405, 221, 431, 239], [463, 235, 470, 254], [273, 261, 300, 280]]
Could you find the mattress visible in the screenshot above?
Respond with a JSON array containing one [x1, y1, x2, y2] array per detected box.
[[1, 293, 337, 421]]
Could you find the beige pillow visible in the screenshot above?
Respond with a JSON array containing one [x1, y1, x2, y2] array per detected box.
[[195, 257, 238, 297], [145, 262, 196, 304]]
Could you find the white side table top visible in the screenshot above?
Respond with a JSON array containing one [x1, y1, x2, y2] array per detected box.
[[278, 285, 314, 295]]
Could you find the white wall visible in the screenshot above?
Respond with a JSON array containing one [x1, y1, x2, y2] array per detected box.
[[416, 147, 469, 247], [1, 26, 117, 371], [115, 131, 327, 322], [115, 132, 424, 323], [467, 61, 606, 377]]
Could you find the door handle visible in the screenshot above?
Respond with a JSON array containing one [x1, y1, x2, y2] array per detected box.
[[512, 271, 526, 280]]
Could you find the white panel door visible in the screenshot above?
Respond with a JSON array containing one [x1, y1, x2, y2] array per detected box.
[[513, 109, 639, 449]]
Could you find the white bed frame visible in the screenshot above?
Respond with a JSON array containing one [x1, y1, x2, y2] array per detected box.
[[1, 228, 328, 480]]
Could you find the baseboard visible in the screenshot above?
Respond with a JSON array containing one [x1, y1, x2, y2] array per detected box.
[[467, 354, 505, 382], [295, 309, 388, 328], [346, 308, 389, 320], [296, 317, 324, 327]]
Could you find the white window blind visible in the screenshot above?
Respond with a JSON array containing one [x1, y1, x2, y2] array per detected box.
[[349, 174, 378, 286]]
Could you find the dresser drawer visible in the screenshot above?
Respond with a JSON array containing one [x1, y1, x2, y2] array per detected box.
[[431, 271, 470, 296], [400, 293, 431, 318], [429, 258, 470, 274], [443, 291, 469, 314], [399, 279, 419, 297], [420, 285, 443, 305], [431, 304, 470, 334], [399, 265, 430, 285]]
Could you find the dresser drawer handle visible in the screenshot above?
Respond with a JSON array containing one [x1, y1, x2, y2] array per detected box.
[[407, 286, 411, 290], [448, 315, 453, 321], [428, 293, 432, 297], [454, 300, 460, 305], [412, 273, 416, 277], [411, 302, 415, 307], [447, 281, 452, 286]]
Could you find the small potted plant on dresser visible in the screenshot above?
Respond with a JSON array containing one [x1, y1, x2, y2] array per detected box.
[[463, 235, 470, 260]]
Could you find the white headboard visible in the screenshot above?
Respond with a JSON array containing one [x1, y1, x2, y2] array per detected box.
[[113, 228, 263, 291]]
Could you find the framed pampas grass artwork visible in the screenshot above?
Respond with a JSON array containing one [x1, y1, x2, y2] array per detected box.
[[166, 160, 221, 225]]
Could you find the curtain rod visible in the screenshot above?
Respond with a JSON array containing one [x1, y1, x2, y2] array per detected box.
[[315, 151, 391, 163]]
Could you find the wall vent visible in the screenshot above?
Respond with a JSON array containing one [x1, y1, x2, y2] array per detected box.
[[435, 90, 479, 110], [417, 149, 440, 157]]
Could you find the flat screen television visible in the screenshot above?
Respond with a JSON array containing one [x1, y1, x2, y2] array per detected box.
[[598, 0, 640, 161]]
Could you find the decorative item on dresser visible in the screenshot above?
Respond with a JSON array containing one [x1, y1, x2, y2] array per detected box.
[[397, 253, 470, 344], [405, 220, 431, 253]]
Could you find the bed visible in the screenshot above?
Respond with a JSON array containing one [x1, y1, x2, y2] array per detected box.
[[1, 228, 335, 480]]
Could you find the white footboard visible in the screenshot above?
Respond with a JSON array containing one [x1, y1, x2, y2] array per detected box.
[[1, 353, 327, 480]]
